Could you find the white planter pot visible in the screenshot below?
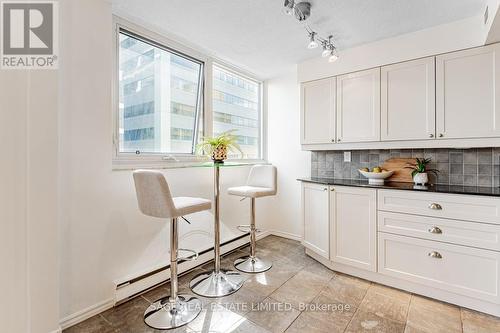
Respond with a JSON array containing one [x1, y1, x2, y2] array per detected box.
[[413, 172, 429, 185]]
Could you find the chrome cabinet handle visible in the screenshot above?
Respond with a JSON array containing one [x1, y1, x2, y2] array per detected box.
[[429, 133, 434, 138], [428, 203, 442, 210], [323, 188, 328, 191], [337, 138, 341, 142], [331, 139, 335, 142], [330, 188, 335, 191], [428, 251, 442, 259], [428, 226, 442, 234], [439, 133, 444, 138]]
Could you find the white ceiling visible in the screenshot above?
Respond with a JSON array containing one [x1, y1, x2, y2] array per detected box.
[[112, 0, 487, 79]]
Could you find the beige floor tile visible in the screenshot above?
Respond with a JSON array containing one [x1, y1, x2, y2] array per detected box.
[[345, 310, 405, 333], [461, 308, 500, 333], [321, 273, 371, 307], [62, 314, 116, 333], [359, 288, 410, 323], [187, 303, 245, 333], [405, 295, 462, 333], [245, 297, 301, 333], [368, 283, 412, 302], [270, 269, 332, 309], [286, 291, 357, 333], [242, 264, 298, 297], [101, 296, 193, 332], [227, 318, 272, 333]]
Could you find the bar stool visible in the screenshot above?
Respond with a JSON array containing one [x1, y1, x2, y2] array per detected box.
[[133, 170, 211, 330], [228, 165, 277, 273]]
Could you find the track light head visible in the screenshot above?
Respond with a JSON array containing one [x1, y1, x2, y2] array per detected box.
[[294, 2, 311, 21], [308, 32, 318, 49], [283, 0, 294, 16], [328, 47, 339, 63]]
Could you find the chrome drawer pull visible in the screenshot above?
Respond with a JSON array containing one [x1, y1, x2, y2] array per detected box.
[[428, 203, 442, 210], [428, 226, 442, 234], [428, 251, 442, 259]]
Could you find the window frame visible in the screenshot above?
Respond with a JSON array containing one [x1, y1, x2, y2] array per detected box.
[[212, 63, 264, 161], [112, 17, 266, 169]]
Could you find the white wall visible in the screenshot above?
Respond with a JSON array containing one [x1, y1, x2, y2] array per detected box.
[[0, 37, 60, 333], [261, 69, 310, 238], [298, 15, 486, 83]]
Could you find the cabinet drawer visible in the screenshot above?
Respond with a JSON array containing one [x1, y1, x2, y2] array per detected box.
[[378, 189, 500, 224], [378, 233, 500, 303], [378, 211, 500, 251]]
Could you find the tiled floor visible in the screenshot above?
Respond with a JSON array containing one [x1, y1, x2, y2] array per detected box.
[[64, 235, 500, 333]]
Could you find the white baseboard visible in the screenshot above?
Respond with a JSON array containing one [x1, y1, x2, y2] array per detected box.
[[268, 229, 302, 241], [48, 327, 62, 333], [59, 298, 115, 330], [59, 230, 296, 329]]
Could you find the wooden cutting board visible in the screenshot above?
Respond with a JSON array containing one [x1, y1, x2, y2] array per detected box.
[[381, 158, 416, 183]]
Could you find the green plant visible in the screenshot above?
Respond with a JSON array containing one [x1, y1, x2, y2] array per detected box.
[[405, 158, 439, 178], [196, 129, 243, 157]]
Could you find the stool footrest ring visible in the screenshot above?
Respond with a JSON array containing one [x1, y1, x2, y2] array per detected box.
[[236, 225, 263, 233], [177, 248, 199, 261]]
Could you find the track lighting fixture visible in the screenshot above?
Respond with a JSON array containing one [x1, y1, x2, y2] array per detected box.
[[308, 32, 318, 49], [283, 0, 294, 16], [329, 47, 339, 63], [282, 1, 339, 63]]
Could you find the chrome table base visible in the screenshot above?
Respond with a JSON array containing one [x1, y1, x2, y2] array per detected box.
[[190, 269, 245, 298], [144, 295, 202, 330], [234, 256, 272, 273]]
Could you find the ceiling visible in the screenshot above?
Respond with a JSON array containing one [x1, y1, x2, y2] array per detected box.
[[112, 0, 487, 79]]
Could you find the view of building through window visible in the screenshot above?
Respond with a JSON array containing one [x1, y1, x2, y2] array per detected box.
[[213, 66, 261, 159], [118, 30, 203, 154], [118, 30, 261, 160]]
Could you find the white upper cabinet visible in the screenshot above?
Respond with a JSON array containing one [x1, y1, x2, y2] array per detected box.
[[436, 44, 500, 139], [302, 182, 330, 259], [336, 68, 381, 143], [330, 186, 377, 272], [300, 78, 336, 144], [381, 57, 436, 141]]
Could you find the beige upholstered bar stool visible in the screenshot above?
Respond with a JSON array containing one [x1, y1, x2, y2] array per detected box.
[[228, 165, 277, 273], [133, 170, 211, 330]]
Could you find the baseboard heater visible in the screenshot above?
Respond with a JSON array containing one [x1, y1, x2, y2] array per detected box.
[[114, 231, 267, 305]]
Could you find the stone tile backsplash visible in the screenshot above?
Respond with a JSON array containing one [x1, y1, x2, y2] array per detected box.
[[311, 148, 500, 187]]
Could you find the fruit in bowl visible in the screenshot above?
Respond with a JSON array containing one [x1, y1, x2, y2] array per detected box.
[[358, 168, 394, 185]]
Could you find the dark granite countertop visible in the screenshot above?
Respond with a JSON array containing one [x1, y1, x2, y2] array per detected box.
[[298, 177, 500, 197]]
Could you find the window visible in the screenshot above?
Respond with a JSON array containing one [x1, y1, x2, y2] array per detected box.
[[117, 29, 204, 155], [213, 66, 262, 159]]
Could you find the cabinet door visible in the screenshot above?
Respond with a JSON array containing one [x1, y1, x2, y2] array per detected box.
[[436, 44, 500, 139], [381, 57, 436, 141], [336, 68, 380, 143], [300, 78, 336, 144], [331, 186, 377, 271], [302, 182, 330, 259]]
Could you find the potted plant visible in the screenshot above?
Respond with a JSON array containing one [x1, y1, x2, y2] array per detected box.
[[196, 130, 243, 163], [405, 158, 439, 185]]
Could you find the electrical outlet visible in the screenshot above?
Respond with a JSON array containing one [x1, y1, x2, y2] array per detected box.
[[344, 151, 351, 162]]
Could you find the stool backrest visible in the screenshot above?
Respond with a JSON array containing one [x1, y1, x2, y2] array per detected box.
[[246, 165, 277, 194], [133, 170, 176, 218]]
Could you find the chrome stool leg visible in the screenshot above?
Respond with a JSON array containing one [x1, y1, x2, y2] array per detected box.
[[144, 218, 202, 329], [234, 198, 272, 273]]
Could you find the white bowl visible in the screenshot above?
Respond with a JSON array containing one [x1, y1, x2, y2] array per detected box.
[[358, 169, 394, 185]]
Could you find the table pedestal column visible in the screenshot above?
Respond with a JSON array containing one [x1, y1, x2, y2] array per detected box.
[[190, 164, 244, 297]]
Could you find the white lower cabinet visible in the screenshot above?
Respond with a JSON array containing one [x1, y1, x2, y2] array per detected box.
[[378, 232, 500, 303], [301, 182, 330, 259], [301, 181, 500, 316], [330, 186, 377, 271]]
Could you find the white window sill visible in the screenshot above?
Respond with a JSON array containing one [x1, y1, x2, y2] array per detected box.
[[112, 157, 268, 171]]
